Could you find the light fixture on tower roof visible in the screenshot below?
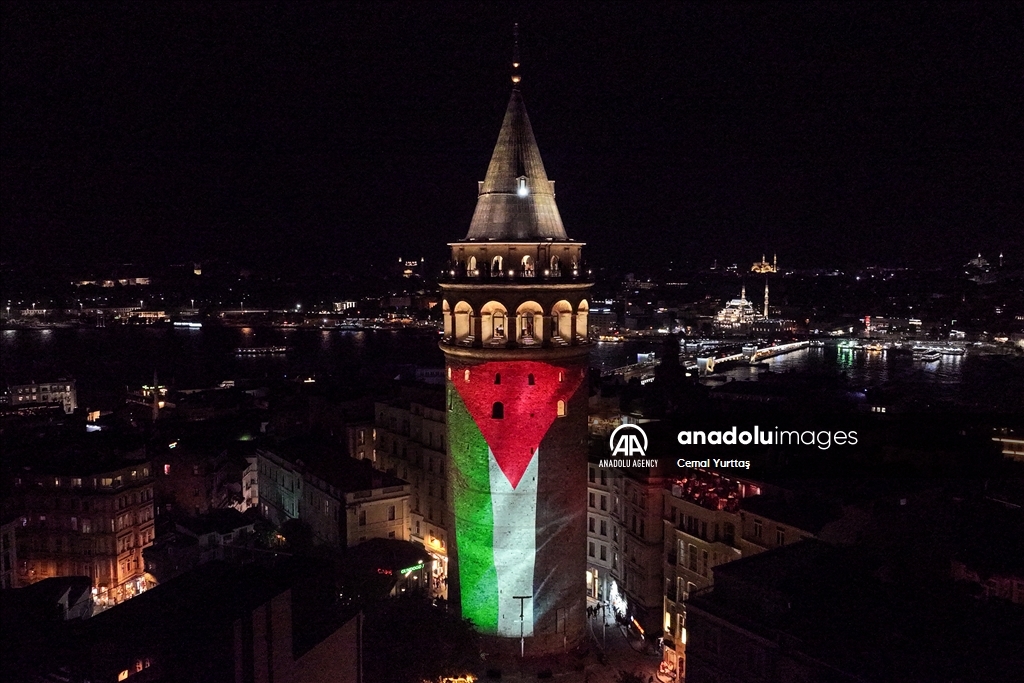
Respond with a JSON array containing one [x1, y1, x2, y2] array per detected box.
[[511, 22, 522, 85]]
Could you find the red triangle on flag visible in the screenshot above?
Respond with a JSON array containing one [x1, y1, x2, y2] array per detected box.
[[453, 361, 584, 488]]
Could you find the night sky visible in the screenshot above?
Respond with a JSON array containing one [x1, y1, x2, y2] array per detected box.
[[2, 2, 1021, 273]]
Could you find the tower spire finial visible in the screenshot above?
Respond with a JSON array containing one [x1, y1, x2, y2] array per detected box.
[[511, 22, 521, 86]]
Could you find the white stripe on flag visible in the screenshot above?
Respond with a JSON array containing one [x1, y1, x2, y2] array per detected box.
[[489, 447, 538, 637]]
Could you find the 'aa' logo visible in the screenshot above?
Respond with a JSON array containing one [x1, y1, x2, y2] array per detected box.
[[609, 424, 648, 457]]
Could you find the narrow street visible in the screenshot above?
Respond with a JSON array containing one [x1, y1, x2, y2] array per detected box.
[[471, 608, 663, 683]]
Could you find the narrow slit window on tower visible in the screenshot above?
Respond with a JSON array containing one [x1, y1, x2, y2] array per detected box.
[[492, 402, 504, 419], [494, 373, 501, 385], [447, 367, 452, 380], [528, 373, 535, 385], [557, 400, 566, 417], [464, 369, 470, 382], [558, 371, 564, 382]]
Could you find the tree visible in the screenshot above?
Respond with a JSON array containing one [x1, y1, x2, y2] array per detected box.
[[615, 671, 647, 683], [363, 594, 481, 683], [279, 518, 314, 554]]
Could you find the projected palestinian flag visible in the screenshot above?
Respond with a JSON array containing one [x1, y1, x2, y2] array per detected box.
[[447, 360, 585, 637]]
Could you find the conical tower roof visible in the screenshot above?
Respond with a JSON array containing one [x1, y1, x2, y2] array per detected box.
[[465, 89, 568, 241]]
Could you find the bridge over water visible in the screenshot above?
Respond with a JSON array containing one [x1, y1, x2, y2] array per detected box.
[[604, 340, 809, 382]]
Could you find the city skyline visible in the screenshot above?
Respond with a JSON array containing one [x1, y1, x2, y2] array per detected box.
[[2, 5, 1024, 682], [3, 2, 1021, 273]]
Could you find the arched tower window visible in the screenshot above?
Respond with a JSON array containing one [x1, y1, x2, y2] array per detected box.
[[468, 256, 477, 275], [521, 255, 535, 276], [550, 255, 561, 274], [494, 373, 501, 385], [447, 367, 452, 380], [491, 256, 503, 276], [516, 301, 543, 344], [481, 301, 508, 344], [464, 369, 470, 382], [492, 402, 504, 419], [557, 400, 566, 417], [527, 373, 535, 386]]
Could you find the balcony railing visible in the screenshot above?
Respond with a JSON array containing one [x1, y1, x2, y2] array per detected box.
[[440, 268, 593, 284]]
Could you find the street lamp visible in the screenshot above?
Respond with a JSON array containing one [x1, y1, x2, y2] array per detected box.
[[513, 595, 532, 657]]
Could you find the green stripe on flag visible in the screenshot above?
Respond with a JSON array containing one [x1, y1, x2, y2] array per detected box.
[[448, 386, 499, 632]]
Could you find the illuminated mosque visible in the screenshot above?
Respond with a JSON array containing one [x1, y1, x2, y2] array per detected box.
[[714, 284, 762, 330], [715, 254, 777, 330]]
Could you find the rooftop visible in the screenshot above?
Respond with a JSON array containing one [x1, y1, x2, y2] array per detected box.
[[464, 88, 568, 241], [266, 435, 408, 493], [690, 540, 1024, 682], [740, 492, 844, 534]]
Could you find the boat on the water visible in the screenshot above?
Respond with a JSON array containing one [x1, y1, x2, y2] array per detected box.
[[919, 350, 941, 362], [235, 346, 289, 355]]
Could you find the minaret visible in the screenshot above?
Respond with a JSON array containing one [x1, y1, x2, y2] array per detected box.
[[763, 280, 769, 319], [151, 370, 160, 422], [440, 31, 592, 656]]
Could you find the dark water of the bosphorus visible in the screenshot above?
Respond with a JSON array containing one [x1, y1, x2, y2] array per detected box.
[[1, 326, 445, 410], [3, 327, 1022, 414]]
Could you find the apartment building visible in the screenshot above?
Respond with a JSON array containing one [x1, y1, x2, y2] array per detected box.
[[661, 471, 852, 680], [374, 386, 450, 592], [5, 459, 155, 604], [586, 458, 615, 603], [254, 436, 410, 548], [661, 471, 763, 678], [2, 379, 78, 414], [613, 466, 667, 638]]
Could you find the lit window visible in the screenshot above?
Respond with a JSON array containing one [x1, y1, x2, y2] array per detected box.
[[464, 369, 470, 382], [557, 400, 566, 417]]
